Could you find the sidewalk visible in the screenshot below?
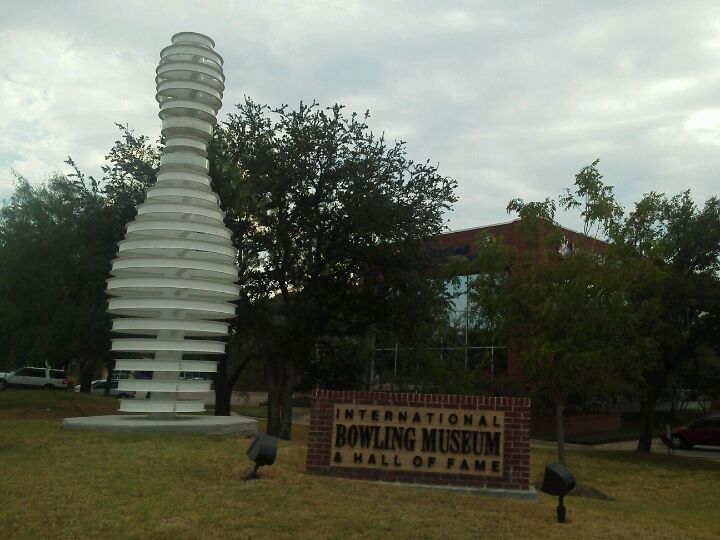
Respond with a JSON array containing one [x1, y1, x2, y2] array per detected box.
[[532, 437, 720, 462], [231, 391, 268, 406]]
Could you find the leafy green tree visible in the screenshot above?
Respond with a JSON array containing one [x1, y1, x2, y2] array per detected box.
[[209, 99, 457, 438], [465, 233, 646, 463], [0, 170, 110, 387], [101, 123, 160, 236], [1, 103, 454, 432], [460, 162, 654, 463], [559, 159, 624, 240], [297, 334, 372, 392], [498, 159, 720, 455], [0, 126, 157, 389], [606, 191, 720, 451]]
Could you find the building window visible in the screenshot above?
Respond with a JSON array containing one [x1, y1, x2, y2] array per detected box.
[[372, 273, 507, 391]]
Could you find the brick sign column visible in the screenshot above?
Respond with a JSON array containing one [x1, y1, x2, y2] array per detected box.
[[306, 390, 531, 492]]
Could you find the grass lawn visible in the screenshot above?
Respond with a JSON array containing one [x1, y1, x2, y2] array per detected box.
[[0, 388, 119, 420], [1, 391, 719, 539], [231, 404, 268, 419]]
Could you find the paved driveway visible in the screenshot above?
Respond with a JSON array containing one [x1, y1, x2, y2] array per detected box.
[[596, 438, 720, 463], [532, 437, 720, 463]]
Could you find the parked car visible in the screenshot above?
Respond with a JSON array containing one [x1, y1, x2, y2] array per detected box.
[[0, 367, 70, 390], [661, 415, 720, 449], [73, 379, 135, 399]]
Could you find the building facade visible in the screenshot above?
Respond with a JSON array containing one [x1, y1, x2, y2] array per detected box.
[[371, 218, 607, 389]]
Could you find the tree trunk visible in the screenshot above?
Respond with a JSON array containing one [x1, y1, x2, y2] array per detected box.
[[669, 394, 677, 420], [214, 353, 255, 416], [213, 356, 231, 416], [80, 361, 94, 393], [265, 357, 295, 440], [214, 386, 231, 416], [636, 386, 659, 452], [278, 359, 295, 440], [266, 360, 282, 437], [555, 398, 566, 465]]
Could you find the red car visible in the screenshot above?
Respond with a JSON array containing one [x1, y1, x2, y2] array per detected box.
[[661, 416, 720, 449]]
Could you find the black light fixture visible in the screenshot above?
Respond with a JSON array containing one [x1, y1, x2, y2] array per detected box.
[[540, 462, 576, 523], [243, 433, 278, 481]]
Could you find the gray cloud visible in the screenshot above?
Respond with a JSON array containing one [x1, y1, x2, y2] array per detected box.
[[1, 0, 719, 231]]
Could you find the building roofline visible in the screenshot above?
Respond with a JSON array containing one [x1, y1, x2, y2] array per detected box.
[[441, 218, 520, 235], [442, 218, 607, 243]]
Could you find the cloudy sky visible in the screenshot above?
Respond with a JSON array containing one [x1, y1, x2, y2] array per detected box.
[[1, 0, 719, 231]]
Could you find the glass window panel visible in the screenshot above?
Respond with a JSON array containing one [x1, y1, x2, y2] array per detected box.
[[467, 348, 492, 372], [467, 324, 494, 348]]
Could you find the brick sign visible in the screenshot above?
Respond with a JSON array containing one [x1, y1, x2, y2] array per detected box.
[[307, 390, 531, 492]]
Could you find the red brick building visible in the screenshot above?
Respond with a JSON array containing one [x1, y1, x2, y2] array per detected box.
[[433, 218, 607, 264], [431, 218, 608, 378], [372, 219, 608, 387]]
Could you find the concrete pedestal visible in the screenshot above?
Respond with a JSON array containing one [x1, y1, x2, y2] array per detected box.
[[62, 414, 258, 435]]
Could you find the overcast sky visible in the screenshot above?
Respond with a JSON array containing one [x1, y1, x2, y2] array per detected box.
[[1, 0, 719, 231]]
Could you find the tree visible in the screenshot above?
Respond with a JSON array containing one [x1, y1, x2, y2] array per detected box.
[[466, 233, 644, 463], [471, 159, 720, 456], [1, 105, 454, 430], [209, 99, 457, 438], [101, 123, 160, 236], [0, 170, 110, 388], [462, 162, 651, 464], [606, 191, 720, 451], [561, 163, 720, 451], [0, 126, 157, 389]]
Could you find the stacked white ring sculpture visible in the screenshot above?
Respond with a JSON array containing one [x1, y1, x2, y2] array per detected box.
[[107, 32, 238, 416]]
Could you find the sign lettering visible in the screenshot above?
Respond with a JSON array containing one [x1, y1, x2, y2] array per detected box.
[[330, 405, 504, 477]]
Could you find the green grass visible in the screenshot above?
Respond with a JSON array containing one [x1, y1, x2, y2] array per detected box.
[[0, 388, 119, 420], [1, 391, 719, 539], [231, 404, 268, 419]]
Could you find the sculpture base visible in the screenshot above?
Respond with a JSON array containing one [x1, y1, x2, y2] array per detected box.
[[61, 414, 258, 435]]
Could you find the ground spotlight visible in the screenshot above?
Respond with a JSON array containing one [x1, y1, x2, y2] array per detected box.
[[243, 433, 278, 481], [541, 462, 576, 523]]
